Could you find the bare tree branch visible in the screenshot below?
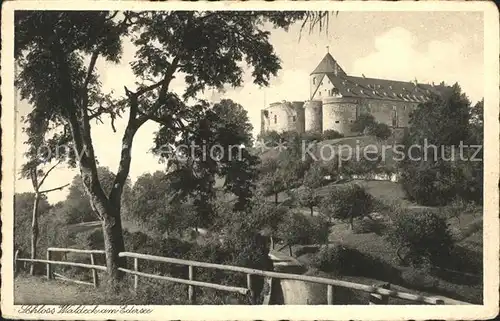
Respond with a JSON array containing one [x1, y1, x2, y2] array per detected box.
[[39, 183, 69, 194], [37, 159, 62, 189]]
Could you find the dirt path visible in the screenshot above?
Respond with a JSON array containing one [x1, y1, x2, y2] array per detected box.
[[14, 276, 101, 305]]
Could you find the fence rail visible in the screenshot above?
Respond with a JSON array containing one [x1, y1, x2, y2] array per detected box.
[[14, 247, 468, 305]]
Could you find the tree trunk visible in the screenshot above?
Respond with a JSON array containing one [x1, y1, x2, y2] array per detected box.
[[274, 193, 278, 205], [30, 193, 40, 275], [310, 206, 314, 216], [102, 207, 126, 286], [288, 244, 293, 257], [349, 216, 354, 230]]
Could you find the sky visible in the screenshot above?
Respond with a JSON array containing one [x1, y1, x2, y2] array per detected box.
[[14, 11, 484, 204]]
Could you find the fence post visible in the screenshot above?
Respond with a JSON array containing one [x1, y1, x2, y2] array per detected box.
[[247, 274, 255, 304], [134, 257, 139, 291], [327, 285, 334, 305], [14, 250, 19, 275], [46, 250, 52, 280], [188, 265, 196, 304], [90, 253, 99, 288], [369, 283, 390, 305]]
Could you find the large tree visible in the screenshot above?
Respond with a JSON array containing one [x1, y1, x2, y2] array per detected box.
[[398, 84, 482, 205], [15, 10, 327, 283], [63, 167, 131, 224]]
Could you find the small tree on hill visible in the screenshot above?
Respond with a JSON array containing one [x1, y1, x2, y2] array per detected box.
[[298, 187, 321, 216], [319, 184, 374, 229], [303, 162, 328, 189], [260, 171, 285, 205], [277, 212, 329, 256]]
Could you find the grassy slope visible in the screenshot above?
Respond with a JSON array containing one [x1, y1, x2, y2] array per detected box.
[[284, 179, 483, 304]]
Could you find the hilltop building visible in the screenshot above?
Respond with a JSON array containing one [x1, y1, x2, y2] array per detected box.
[[260, 51, 445, 136]]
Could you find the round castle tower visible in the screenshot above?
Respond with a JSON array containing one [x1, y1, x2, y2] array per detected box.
[[321, 97, 358, 135], [261, 101, 305, 134], [304, 100, 323, 133]]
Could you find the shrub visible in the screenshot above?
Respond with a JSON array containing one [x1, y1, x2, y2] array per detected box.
[[401, 269, 440, 289], [367, 123, 392, 140], [322, 129, 344, 140], [311, 245, 346, 274], [311, 245, 401, 282], [386, 211, 454, 267], [342, 155, 381, 177], [350, 113, 376, 134], [302, 130, 323, 143], [256, 130, 280, 147], [352, 217, 387, 235], [294, 245, 321, 257]]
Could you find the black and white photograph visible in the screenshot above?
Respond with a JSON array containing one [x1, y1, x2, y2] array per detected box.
[[1, 1, 499, 320]]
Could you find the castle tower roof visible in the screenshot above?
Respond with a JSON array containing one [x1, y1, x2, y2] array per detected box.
[[310, 52, 346, 76]]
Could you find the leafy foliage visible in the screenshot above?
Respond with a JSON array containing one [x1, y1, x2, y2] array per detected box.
[[322, 129, 344, 140], [257, 130, 281, 147], [319, 184, 374, 228], [14, 10, 333, 280], [297, 187, 321, 216], [367, 123, 392, 140], [123, 171, 194, 236], [350, 113, 376, 134], [14, 193, 51, 253], [387, 211, 454, 267], [399, 85, 483, 205], [62, 167, 131, 224], [303, 162, 329, 189]]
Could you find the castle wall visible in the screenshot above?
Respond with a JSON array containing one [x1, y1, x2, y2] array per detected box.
[[304, 100, 323, 133], [322, 97, 358, 135], [291, 101, 306, 134], [357, 99, 420, 129]]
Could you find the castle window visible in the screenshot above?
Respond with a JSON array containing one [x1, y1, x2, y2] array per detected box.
[[335, 120, 340, 124], [403, 105, 407, 110], [318, 91, 321, 96], [292, 116, 296, 122], [313, 78, 316, 85], [274, 115, 277, 124], [349, 120, 353, 123]]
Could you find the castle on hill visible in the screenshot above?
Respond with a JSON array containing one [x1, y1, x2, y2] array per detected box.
[[260, 51, 445, 136]]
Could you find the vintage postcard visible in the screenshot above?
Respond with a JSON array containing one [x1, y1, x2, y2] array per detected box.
[[1, 0, 499, 320]]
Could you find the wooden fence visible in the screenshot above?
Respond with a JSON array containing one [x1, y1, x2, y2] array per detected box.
[[15, 247, 460, 305], [15, 248, 105, 287]]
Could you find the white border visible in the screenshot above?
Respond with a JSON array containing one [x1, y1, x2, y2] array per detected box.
[[1, 1, 499, 320]]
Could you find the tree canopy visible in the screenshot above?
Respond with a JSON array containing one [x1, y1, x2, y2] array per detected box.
[[15, 10, 327, 280]]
